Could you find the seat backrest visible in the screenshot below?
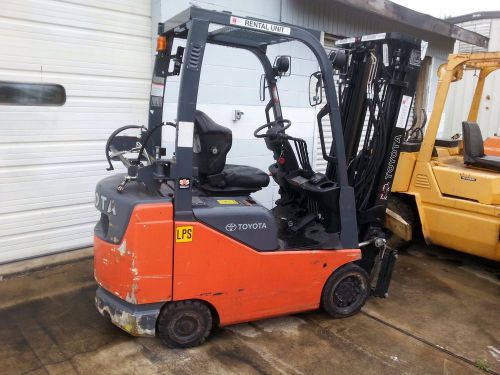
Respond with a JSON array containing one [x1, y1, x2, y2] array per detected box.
[[193, 110, 232, 176], [462, 121, 484, 158]]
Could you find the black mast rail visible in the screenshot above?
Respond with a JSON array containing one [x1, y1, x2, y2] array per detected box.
[[330, 33, 424, 295], [333, 32, 423, 238]]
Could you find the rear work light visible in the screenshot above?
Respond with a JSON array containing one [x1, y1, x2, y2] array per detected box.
[[157, 35, 167, 52]]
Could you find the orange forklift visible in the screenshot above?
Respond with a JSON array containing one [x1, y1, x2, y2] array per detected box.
[[94, 7, 423, 347]]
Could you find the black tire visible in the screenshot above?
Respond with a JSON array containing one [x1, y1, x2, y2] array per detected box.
[[321, 263, 370, 318], [157, 300, 213, 348], [386, 195, 416, 250]]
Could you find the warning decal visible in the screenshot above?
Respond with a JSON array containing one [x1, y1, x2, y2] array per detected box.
[[395, 95, 413, 129], [151, 83, 164, 97], [217, 199, 238, 205], [176, 226, 193, 242]]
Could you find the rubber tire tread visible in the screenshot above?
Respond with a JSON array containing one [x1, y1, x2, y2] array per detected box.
[[321, 263, 370, 319], [157, 300, 213, 348]]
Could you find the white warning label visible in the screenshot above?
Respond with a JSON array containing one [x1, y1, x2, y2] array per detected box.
[[361, 33, 386, 42], [395, 95, 413, 129], [177, 121, 194, 148], [336, 37, 355, 45], [151, 83, 164, 97]]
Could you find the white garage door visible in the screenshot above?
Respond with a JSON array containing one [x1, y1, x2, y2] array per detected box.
[[0, 0, 152, 263]]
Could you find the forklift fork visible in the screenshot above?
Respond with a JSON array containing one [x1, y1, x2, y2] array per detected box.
[[371, 244, 398, 297]]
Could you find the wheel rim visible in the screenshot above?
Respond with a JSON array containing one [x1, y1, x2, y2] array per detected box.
[[169, 312, 202, 343], [175, 316, 197, 335], [333, 274, 365, 309]]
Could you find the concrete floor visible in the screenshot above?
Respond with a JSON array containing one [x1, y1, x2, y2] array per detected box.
[[0, 243, 499, 375]]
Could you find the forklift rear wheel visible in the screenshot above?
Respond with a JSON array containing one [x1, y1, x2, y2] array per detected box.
[[157, 300, 213, 348], [321, 263, 369, 318]]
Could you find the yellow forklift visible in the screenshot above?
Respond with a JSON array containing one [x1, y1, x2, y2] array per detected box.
[[387, 52, 500, 261]]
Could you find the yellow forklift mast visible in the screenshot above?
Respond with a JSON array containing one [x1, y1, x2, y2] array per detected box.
[[390, 52, 500, 261]]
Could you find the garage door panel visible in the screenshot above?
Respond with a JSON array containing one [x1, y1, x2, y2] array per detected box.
[[2, 0, 151, 37], [0, 52, 150, 81], [0, 18, 149, 50], [0, 100, 148, 143], [0, 162, 106, 182], [0, 180, 100, 201], [1, 173, 102, 207], [0, 129, 142, 143], [58, 0, 150, 16], [1, 161, 125, 215], [0, 109, 147, 128], [1, 142, 105, 166], [1, 98, 149, 113], [0, 71, 150, 100], [0, 0, 151, 262], [0, 223, 96, 263], [3, 192, 98, 216], [0, 204, 96, 236], [0, 43, 150, 79]]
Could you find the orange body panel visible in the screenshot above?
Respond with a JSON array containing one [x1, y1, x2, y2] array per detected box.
[[173, 221, 361, 326], [484, 137, 500, 156], [95, 203, 361, 325], [94, 203, 174, 304]]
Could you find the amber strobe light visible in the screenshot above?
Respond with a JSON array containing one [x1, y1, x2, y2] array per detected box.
[[157, 35, 167, 52]]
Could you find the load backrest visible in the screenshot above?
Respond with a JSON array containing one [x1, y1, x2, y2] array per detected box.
[[193, 110, 232, 177]]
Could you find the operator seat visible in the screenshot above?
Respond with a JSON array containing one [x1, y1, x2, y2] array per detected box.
[[462, 121, 500, 172], [193, 110, 270, 195]]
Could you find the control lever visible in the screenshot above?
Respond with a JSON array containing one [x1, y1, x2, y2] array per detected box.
[[309, 173, 328, 185], [288, 213, 317, 233], [116, 165, 139, 193], [117, 176, 132, 192]]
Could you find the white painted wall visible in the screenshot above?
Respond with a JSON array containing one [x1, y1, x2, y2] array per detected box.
[[0, 0, 152, 263]]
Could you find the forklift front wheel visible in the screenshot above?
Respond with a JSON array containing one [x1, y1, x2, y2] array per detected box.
[[321, 263, 369, 318], [157, 300, 213, 348]]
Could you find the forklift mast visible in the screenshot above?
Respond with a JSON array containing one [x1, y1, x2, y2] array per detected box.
[[333, 34, 424, 240]]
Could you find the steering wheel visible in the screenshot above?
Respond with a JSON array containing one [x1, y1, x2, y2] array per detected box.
[[254, 119, 291, 138], [106, 122, 177, 171], [105, 125, 148, 171]]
